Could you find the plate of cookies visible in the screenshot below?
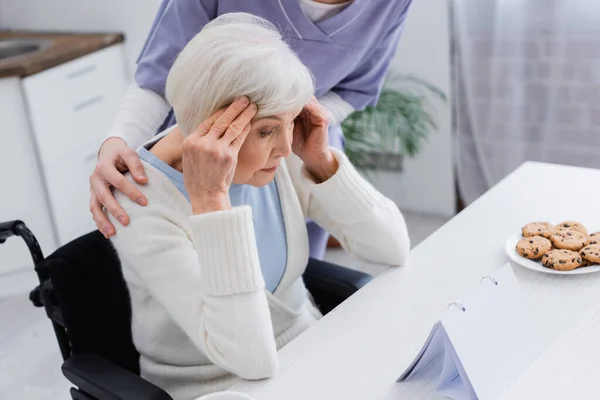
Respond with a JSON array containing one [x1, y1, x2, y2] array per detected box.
[[506, 221, 600, 275]]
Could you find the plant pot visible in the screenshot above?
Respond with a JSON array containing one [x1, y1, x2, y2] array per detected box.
[[359, 151, 404, 172]]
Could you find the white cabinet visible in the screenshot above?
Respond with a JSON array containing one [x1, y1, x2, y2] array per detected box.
[[0, 78, 57, 274], [22, 44, 129, 245], [23, 44, 126, 114], [0, 43, 128, 296]]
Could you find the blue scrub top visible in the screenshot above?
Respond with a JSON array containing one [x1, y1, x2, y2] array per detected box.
[[135, 0, 412, 141]]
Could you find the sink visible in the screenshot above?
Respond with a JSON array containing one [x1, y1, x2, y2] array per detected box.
[[0, 39, 51, 61]]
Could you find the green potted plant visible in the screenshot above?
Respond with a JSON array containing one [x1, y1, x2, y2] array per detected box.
[[326, 75, 446, 249], [341, 74, 447, 174]]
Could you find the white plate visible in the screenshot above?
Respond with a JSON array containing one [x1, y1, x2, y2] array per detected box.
[[505, 230, 600, 275], [195, 392, 255, 400]]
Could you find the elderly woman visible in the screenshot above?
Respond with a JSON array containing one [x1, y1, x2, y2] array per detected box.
[[91, 0, 412, 260], [108, 13, 410, 400]]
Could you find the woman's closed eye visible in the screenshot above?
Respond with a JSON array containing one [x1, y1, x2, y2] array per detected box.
[[255, 117, 295, 138], [259, 128, 276, 138]]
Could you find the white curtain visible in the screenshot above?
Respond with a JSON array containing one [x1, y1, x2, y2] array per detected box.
[[453, 0, 600, 204]]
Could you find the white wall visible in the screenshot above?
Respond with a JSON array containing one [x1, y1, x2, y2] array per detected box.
[[0, 0, 159, 75], [375, 0, 455, 217]]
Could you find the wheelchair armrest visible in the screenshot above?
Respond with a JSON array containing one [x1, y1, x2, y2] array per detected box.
[[303, 258, 373, 314], [62, 354, 172, 400]]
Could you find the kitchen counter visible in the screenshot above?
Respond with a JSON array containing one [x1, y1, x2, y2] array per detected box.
[[0, 31, 124, 78]]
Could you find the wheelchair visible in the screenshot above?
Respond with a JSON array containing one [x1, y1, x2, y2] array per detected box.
[[0, 220, 373, 400]]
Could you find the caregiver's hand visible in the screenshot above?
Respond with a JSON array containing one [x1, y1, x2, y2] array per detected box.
[[90, 137, 149, 238], [183, 97, 257, 215], [293, 97, 338, 183]]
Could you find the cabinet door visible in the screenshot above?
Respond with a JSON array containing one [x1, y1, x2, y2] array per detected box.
[[28, 86, 125, 168], [24, 44, 128, 168], [43, 153, 99, 245], [23, 45, 127, 114], [22, 44, 129, 245]]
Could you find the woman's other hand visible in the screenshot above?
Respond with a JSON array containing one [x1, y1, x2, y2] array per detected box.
[[90, 137, 148, 238], [183, 97, 257, 214], [292, 97, 338, 183]]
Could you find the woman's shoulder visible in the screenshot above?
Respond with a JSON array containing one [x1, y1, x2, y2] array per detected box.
[[113, 160, 191, 218]]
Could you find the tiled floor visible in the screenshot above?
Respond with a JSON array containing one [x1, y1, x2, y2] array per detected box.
[[0, 295, 71, 399], [0, 211, 449, 400]]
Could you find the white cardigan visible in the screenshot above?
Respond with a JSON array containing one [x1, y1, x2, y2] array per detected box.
[[109, 148, 410, 400]]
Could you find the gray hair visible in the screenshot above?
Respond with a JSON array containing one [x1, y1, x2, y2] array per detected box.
[[166, 13, 315, 136]]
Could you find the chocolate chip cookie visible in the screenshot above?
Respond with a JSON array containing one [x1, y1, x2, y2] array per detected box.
[[522, 222, 555, 238], [588, 232, 600, 245], [556, 221, 588, 236], [542, 249, 583, 271], [516, 236, 552, 259], [579, 258, 597, 268], [550, 230, 588, 251], [580, 244, 600, 264]]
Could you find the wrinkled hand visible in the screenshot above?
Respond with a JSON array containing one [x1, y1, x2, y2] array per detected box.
[[183, 97, 257, 214], [292, 97, 338, 182], [90, 137, 148, 238]]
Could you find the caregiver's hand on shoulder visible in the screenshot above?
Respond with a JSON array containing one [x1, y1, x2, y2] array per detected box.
[[183, 97, 257, 215], [293, 97, 338, 183], [90, 137, 149, 238]]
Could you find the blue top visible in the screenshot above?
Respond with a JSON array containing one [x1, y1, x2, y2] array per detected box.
[[138, 145, 288, 293], [135, 0, 412, 142]]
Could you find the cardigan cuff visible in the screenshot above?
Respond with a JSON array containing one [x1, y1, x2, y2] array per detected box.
[[188, 206, 265, 296], [302, 148, 380, 224]]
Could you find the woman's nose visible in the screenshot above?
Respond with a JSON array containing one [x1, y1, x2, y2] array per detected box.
[[275, 131, 293, 157]]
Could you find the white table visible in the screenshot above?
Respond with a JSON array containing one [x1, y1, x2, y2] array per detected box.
[[231, 162, 600, 399]]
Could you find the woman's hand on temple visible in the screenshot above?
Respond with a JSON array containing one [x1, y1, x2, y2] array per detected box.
[[183, 97, 257, 214], [90, 137, 149, 238], [292, 97, 338, 183]]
